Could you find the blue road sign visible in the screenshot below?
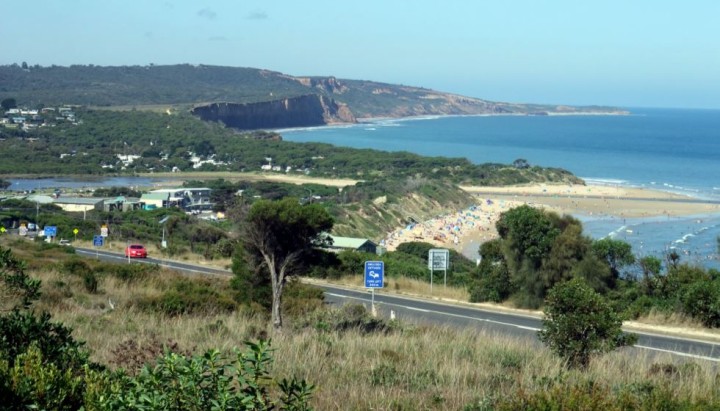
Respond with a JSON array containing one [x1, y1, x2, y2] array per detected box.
[[44, 226, 57, 237], [93, 235, 104, 247], [364, 261, 384, 288]]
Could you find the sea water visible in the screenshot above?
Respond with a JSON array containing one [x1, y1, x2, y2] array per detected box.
[[283, 108, 720, 268]]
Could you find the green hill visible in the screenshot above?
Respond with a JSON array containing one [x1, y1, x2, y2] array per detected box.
[[0, 64, 626, 118]]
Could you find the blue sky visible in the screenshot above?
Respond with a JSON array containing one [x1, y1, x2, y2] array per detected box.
[[2, 0, 719, 109]]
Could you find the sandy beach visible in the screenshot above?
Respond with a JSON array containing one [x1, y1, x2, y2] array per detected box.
[[382, 183, 720, 256]]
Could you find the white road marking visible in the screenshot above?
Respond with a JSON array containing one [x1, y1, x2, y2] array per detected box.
[[634, 345, 720, 363], [326, 292, 539, 331], [326, 292, 720, 362]]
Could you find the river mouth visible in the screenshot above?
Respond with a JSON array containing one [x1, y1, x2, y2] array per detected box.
[[4, 176, 181, 192]]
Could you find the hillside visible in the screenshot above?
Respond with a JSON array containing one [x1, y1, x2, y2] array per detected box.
[[330, 179, 478, 240], [0, 64, 627, 126]]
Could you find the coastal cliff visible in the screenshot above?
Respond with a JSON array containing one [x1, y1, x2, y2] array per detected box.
[[191, 94, 356, 130], [0, 64, 629, 128]]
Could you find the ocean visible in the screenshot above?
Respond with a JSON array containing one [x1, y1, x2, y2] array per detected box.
[[282, 108, 720, 269]]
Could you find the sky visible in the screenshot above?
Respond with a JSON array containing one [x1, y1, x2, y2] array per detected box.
[[2, 0, 719, 109]]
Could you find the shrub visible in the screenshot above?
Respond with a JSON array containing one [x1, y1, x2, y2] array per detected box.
[[0, 310, 92, 372], [487, 379, 707, 410], [296, 304, 400, 334], [97, 341, 314, 410], [94, 261, 154, 283], [681, 281, 720, 327], [538, 279, 636, 369], [469, 263, 511, 303], [137, 278, 237, 315], [0, 344, 86, 410], [60, 258, 91, 276], [282, 280, 325, 318], [109, 337, 192, 376], [82, 271, 99, 293], [1, 246, 41, 311]]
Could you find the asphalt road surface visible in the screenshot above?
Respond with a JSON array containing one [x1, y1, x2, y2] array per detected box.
[[74, 246, 720, 363]]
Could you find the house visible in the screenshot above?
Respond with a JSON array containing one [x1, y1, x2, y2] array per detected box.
[[140, 192, 170, 209], [102, 196, 143, 212], [52, 197, 104, 212], [147, 188, 213, 211], [326, 235, 378, 254]]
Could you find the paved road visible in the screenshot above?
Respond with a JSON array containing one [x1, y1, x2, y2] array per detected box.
[[74, 246, 720, 363], [74, 247, 230, 276], [320, 285, 720, 363]]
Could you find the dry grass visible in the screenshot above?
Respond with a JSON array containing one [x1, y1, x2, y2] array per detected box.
[[4, 237, 718, 409], [21, 263, 720, 410], [636, 308, 708, 329], [311, 274, 471, 302]]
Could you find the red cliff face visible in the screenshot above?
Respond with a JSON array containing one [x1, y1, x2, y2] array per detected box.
[[191, 94, 356, 130]]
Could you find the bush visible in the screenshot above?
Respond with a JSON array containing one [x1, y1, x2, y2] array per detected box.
[[60, 258, 91, 276], [469, 263, 511, 303], [94, 261, 155, 283], [296, 304, 400, 334], [137, 278, 237, 315], [0, 344, 86, 411], [94, 341, 314, 410], [681, 281, 720, 327], [486, 379, 712, 410], [0, 310, 94, 374], [538, 279, 636, 369], [81, 271, 99, 294], [282, 280, 325, 318], [109, 337, 192, 376]]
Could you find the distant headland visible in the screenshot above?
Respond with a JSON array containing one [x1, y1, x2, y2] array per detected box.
[[0, 63, 628, 130]]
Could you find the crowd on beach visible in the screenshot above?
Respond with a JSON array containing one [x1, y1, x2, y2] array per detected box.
[[381, 198, 526, 252], [380, 183, 720, 258]]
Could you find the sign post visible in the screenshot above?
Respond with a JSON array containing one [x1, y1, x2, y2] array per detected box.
[[93, 235, 104, 259], [364, 261, 384, 313], [73, 228, 79, 242], [101, 225, 109, 248], [428, 248, 450, 294], [44, 226, 57, 242]]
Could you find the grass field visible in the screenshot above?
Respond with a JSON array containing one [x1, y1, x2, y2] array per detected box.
[[2, 236, 716, 410]]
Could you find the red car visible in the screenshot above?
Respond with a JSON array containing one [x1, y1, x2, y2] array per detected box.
[[125, 244, 148, 258]]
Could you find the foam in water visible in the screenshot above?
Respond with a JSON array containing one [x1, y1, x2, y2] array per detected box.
[[282, 109, 720, 268]]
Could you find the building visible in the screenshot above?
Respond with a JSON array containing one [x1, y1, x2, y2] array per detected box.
[[52, 197, 104, 213], [148, 188, 213, 211], [140, 192, 169, 209], [102, 196, 143, 212], [326, 235, 378, 254]]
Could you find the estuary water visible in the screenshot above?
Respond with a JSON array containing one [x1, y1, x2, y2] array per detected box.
[[5, 177, 172, 192], [282, 108, 720, 267]]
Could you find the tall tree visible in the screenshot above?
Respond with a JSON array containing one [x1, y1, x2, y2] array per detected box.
[[591, 238, 635, 280], [1, 98, 17, 111], [242, 198, 333, 329]]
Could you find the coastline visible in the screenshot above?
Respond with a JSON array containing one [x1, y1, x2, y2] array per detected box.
[[279, 110, 631, 133], [383, 183, 720, 258]]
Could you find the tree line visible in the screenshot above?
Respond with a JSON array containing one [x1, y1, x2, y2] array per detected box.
[[0, 106, 581, 186], [469, 204, 720, 327]]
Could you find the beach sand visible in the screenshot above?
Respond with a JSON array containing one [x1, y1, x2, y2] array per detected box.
[[382, 183, 720, 257]]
